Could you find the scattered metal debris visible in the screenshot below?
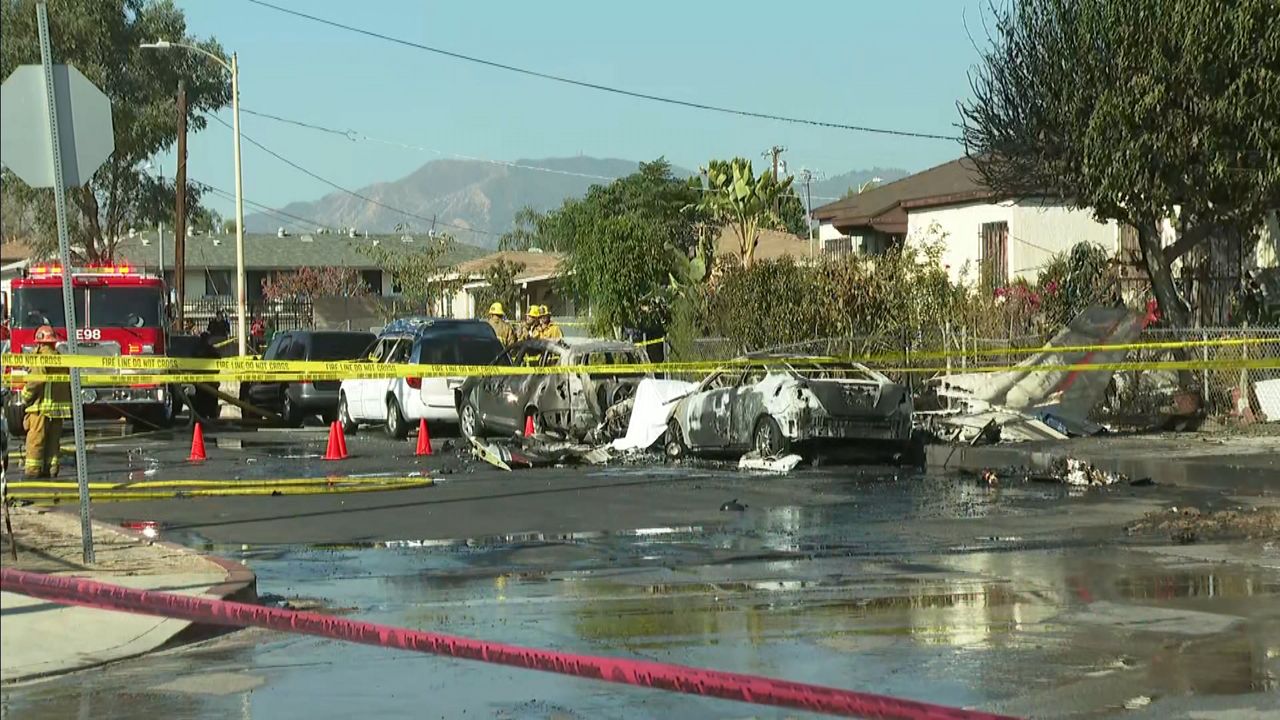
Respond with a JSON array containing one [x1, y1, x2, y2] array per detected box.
[[737, 452, 804, 474], [468, 435, 612, 471], [919, 307, 1146, 444], [1054, 457, 1126, 486]]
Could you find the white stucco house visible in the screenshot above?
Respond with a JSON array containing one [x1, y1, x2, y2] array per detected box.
[[812, 157, 1124, 285]]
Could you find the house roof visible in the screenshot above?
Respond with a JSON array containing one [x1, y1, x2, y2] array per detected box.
[[453, 250, 567, 282], [0, 239, 36, 264], [14, 231, 487, 271], [811, 157, 993, 231], [716, 227, 810, 262]]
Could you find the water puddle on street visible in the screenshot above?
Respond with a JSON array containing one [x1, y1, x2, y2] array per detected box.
[[5, 468, 1278, 719]]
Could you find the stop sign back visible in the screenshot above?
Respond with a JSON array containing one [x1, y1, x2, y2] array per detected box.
[[0, 63, 114, 188]]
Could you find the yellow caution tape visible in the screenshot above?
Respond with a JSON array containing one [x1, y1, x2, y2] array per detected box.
[[6, 336, 1276, 375], [7, 354, 1277, 387], [8, 478, 433, 502], [4, 335, 1277, 386], [7, 476, 432, 491], [635, 336, 666, 347]]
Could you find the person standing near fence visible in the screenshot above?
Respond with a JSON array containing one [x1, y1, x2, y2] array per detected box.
[[207, 309, 231, 337]]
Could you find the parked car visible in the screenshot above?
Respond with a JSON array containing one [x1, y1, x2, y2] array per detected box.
[[166, 333, 225, 421], [338, 318, 502, 438], [458, 337, 649, 440], [245, 330, 375, 426], [665, 356, 913, 459]]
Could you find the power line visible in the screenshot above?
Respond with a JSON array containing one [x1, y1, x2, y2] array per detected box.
[[193, 178, 333, 231], [244, 0, 961, 143], [205, 113, 497, 238], [237, 105, 847, 202]]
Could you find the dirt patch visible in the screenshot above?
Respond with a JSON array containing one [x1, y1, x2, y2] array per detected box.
[[2, 506, 225, 576], [1126, 505, 1280, 543]]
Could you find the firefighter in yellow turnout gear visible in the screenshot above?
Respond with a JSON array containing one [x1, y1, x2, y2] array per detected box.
[[485, 302, 517, 348], [21, 326, 71, 478], [537, 305, 564, 340]]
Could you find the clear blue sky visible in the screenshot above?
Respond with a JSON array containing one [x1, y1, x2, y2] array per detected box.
[[171, 0, 990, 218]]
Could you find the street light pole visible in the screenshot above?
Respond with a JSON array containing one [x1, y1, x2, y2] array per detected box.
[[140, 40, 247, 355], [230, 52, 247, 356]]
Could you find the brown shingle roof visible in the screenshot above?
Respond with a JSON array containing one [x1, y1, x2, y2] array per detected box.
[[716, 227, 810, 261], [454, 250, 566, 282], [811, 157, 992, 231]]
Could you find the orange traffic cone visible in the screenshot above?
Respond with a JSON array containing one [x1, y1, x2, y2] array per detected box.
[[324, 421, 348, 461], [415, 418, 432, 456], [523, 414, 536, 437], [187, 422, 207, 462]]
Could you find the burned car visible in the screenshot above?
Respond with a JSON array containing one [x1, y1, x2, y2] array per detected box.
[[458, 338, 649, 441], [665, 357, 913, 459]]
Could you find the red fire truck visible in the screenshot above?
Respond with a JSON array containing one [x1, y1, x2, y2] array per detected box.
[[4, 264, 176, 432]]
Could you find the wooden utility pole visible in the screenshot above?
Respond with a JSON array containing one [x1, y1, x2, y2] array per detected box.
[[174, 79, 188, 329]]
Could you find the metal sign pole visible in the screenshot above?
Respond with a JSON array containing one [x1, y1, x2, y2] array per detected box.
[[37, 2, 94, 564]]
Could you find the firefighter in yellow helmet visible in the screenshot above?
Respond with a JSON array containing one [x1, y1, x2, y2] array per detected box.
[[522, 304, 544, 340], [21, 325, 71, 478], [538, 304, 564, 340], [485, 302, 517, 348]]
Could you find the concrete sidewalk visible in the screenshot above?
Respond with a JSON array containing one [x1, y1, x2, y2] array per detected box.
[[1, 506, 255, 683], [927, 431, 1280, 491]]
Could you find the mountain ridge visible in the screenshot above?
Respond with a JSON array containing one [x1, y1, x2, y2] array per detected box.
[[245, 157, 909, 247]]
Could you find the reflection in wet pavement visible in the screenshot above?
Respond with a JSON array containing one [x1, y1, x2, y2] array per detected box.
[[4, 469, 1278, 719]]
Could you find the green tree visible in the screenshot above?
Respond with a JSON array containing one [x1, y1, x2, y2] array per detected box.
[[696, 158, 794, 269], [1037, 242, 1118, 329], [709, 257, 823, 350], [500, 158, 704, 255], [473, 259, 526, 319], [1, 0, 232, 263], [188, 206, 222, 235], [361, 236, 460, 316], [960, 0, 1280, 327], [498, 159, 709, 336], [778, 190, 809, 236], [561, 215, 677, 336]]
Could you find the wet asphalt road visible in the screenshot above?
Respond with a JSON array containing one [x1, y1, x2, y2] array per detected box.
[[3, 421, 1279, 719]]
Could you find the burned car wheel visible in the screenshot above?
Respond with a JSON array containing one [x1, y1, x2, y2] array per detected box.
[[664, 418, 687, 460], [753, 416, 790, 457], [460, 402, 482, 439]]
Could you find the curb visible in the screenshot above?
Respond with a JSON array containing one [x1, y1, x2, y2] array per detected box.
[[108, 520, 258, 610], [0, 520, 259, 685]]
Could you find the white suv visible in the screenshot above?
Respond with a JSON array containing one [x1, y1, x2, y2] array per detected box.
[[337, 318, 504, 438]]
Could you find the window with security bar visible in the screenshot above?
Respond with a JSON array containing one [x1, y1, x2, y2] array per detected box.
[[981, 221, 1009, 288]]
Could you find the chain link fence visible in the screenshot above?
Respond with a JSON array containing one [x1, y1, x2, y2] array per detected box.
[[1107, 327, 1280, 420]]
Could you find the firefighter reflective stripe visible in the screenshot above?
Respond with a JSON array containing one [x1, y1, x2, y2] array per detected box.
[[22, 379, 71, 419]]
